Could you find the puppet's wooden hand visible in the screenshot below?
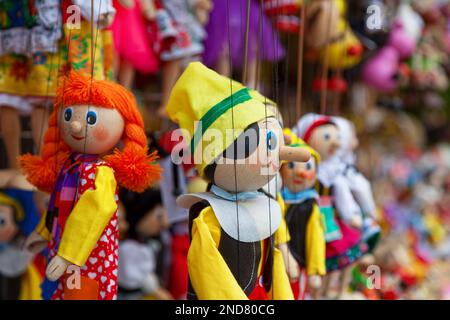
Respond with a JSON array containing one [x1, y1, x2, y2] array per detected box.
[[99, 13, 115, 28], [46, 255, 72, 281], [350, 215, 363, 229], [308, 275, 322, 289], [279, 243, 300, 281], [24, 231, 48, 254]]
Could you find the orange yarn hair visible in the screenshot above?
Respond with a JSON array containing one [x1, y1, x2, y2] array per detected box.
[[20, 71, 161, 193]]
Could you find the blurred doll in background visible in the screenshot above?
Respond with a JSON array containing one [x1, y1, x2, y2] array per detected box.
[[202, 0, 285, 89], [0, 170, 42, 300], [118, 188, 173, 300]]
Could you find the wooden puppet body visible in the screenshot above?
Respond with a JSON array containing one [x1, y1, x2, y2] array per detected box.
[[284, 198, 325, 278], [181, 191, 293, 300], [38, 153, 119, 300]]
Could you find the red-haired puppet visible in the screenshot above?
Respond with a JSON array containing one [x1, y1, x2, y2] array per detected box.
[[19, 71, 161, 300]]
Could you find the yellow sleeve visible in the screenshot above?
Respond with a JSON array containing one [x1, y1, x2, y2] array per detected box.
[[58, 166, 118, 266], [305, 203, 326, 276], [274, 193, 291, 245], [35, 210, 51, 241], [268, 247, 294, 300], [187, 206, 248, 300]]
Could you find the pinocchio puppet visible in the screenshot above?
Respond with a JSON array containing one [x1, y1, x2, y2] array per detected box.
[[167, 62, 310, 300], [20, 71, 161, 300]]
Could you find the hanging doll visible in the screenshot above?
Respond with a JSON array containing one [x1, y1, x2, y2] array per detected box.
[[293, 113, 367, 299], [156, 0, 212, 117], [118, 188, 172, 300], [0, 0, 62, 169], [306, 0, 364, 93], [0, 192, 31, 300], [166, 62, 310, 300], [110, 0, 160, 89], [361, 2, 424, 93], [279, 129, 326, 300], [0, 169, 43, 300], [202, 0, 285, 89], [19, 71, 161, 300]]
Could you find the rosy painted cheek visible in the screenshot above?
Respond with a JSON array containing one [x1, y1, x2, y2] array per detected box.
[[305, 171, 316, 181], [92, 125, 109, 142]]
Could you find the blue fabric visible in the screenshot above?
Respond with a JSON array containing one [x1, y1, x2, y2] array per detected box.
[[41, 277, 58, 300], [280, 187, 318, 204], [210, 184, 260, 202], [4, 188, 40, 237]]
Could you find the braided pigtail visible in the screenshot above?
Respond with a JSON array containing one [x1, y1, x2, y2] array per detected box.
[[19, 108, 70, 193]]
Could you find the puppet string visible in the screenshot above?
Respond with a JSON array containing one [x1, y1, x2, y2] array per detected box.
[[320, 2, 333, 115], [226, 0, 241, 286]]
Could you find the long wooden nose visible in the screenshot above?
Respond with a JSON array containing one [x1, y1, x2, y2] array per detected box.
[[279, 146, 310, 163]]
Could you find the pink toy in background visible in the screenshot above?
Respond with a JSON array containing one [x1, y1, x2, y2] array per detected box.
[[361, 46, 400, 93], [362, 4, 423, 92]]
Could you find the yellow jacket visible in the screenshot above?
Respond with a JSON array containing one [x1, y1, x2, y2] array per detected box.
[[285, 202, 326, 276], [35, 166, 117, 266], [188, 206, 294, 300]]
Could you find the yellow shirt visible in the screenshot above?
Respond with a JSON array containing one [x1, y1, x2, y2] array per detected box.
[[35, 166, 117, 266], [188, 206, 294, 300], [284, 202, 326, 276]]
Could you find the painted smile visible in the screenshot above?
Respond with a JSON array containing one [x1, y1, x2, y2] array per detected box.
[[71, 134, 85, 141]]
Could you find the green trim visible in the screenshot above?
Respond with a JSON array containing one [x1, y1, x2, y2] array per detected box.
[[190, 88, 252, 154], [289, 142, 306, 148]]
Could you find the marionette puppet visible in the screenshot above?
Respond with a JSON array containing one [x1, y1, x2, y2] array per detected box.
[[0, 169, 42, 300], [279, 129, 326, 300], [166, 62, 310, 300], [332, 117, 381, 255], [19, 71, 161, 300], [118, 188, 172, 300], [306, 0, 363, 93], [0, 192, 31, 300], [0, 0, 62, 169], [293, 113, 367, 299]]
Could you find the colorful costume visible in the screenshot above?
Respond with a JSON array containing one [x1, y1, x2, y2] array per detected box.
[[110, 0, 159, 74], [0, 0, 114, 104], [293, 114, 366, 272], [167, 62, 293, 300], [159, 0, 204, 61], [202, 0, 285, 68], [37, 154, 119, 300]]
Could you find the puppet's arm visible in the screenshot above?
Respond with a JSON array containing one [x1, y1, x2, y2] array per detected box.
[[333, 175, 362, 228], [347, 170, 377, 219], [267, 247, 295, 300], [305, 204, 326, 277], [57, 166, 118, 266], [188, 206, 248, 300]]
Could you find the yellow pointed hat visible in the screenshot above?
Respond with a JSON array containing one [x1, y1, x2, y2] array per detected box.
[[167, 62, 275, 178], [0, 192, 24, 222], [283, 128, 320, 164]]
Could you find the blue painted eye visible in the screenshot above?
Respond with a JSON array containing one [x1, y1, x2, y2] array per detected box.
[[64, 108, 72, 122], [86, 110, 97, 125], [306, 162, 312, 170], [288, 162, 295, 169], [266, 130, 278, 151], [324, 133, 331, 140]]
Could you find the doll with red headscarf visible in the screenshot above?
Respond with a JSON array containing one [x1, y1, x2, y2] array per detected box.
[[293, 113, 367, 299], [19, 71, 161, 300]]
